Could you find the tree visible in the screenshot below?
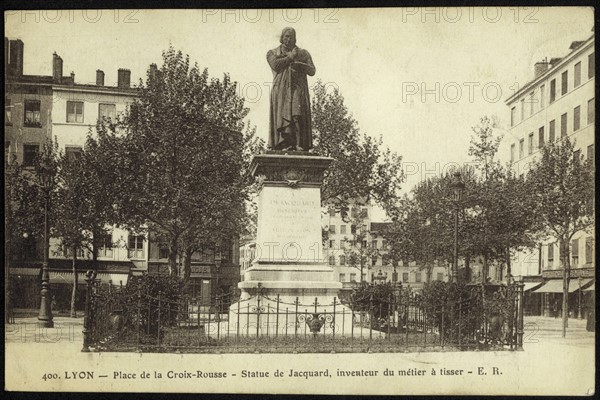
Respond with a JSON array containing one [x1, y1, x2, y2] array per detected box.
[[528, 137, 594, 337], [342, 207, 380, 285], [311, 80, 404, 214], [53, 142, 117, 317], [95, 46, 256, 279]]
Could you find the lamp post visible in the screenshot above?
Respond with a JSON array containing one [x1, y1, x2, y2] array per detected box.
[[37, 162, 54, 328], [450, 171, 465, 284]]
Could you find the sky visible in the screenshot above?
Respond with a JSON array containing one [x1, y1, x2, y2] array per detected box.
[[5, 7, 594, 218]]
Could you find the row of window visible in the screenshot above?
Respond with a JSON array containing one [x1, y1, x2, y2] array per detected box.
[[338, 271, 444, 283], [510, 98, 595, 162], [511, 52, 595, 126], [328, 239, 388, 250], [9, 100, 117, 128], [547, 237, 594, 267], [328, 254, 390, 266]]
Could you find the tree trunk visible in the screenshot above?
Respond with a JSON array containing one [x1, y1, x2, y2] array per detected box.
[[70, 245, 78, 318], [91, 229, 99, 273], [506, 247, 511, 285], [561, 238, 571, 337], [465, 254, 471, 283], [483, 253, 488, 284], [182, 247, 193, 286], [168, 237, 178, 276]]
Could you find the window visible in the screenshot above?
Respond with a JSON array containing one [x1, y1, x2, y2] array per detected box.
[[371, 256, 378, 266], [361, 240, 367, 249], [520, 98, 525, 121], [340, 225, 346, 234], [588, 98, 595, 124], [329, 240, 335, 249], [519, 139, 524, 159], [4, 141, 10, 163], [573, 150, 581, 162], [585, 237, 594, 264], [328, 256, 335, 266], [350, 225, 356, 235], [361, 273, 366, 282], [437, 273, 444, 281], [547, 243, 554, 263], [561, 71, 568, 95], [339, 255, 345, 266], [127, 234, 144, 259], [510, 144, 515, 162], [538, 126, 545, 148], [549, 79, 556, 103], [402, 272, 409, 282], [571, 239, 579, 266], [587, 144, 594, 165], [64, 245, 84, 258], [66, 101, 84, 123], [5, 97, 12, 125], [382, 254, 390, 266], [98, 103, 116, 121], [549, 119, 556, 142], [65, 146, 83, 160], [381, 240, 388, 250], [528, 133, 533, 155], [415, 272, 422, 283], [560, 113, 567, 137], [573, 106, 581, 131], [339, 273, 345, 282], [328, 208, 336, 217], [371, 240, 378, 249], [540, 84, 545, 109], [589, 53, 595, 79], [362, 208, 368, 218], [24, 100, 41, 127], [510, 107, 516, 126], [98, 233, 113, 258], [574, 62, 581, 87], [350, 273, 356, 282], [329, 225, 335, 234], [23, 143, 39, 167], [529, 91, 535, 115]]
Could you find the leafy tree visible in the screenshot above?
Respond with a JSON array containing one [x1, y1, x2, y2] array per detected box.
[[311, 80, 404, 214], [528, 137, 594, 337], [341, 207, 381, 285], [53, 142, 116, 317], [94, 46, 257, 278]]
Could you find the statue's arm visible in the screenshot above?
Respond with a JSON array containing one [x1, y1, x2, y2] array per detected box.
[[293, 50, 316, 76], [267, 50, 292, 72]]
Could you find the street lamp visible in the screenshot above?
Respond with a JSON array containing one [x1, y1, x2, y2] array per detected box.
[[37, 162, 54, 328], [450, 171, 465, 284]]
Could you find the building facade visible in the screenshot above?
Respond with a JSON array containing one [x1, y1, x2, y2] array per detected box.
[[322, 203, 448, 293], [504, 32, 595, 317]]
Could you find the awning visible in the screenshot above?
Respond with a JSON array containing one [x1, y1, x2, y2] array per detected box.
[[50, 271, 128, 286], [583, 282, 595, 291], [533, 279, 593, 293], [523, 282, 543, 292]]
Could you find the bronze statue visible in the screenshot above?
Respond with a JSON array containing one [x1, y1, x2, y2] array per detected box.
[[267, 27, 316, 151]]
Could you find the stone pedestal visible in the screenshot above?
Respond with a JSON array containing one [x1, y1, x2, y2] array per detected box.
[[228, 151, 354, 335]]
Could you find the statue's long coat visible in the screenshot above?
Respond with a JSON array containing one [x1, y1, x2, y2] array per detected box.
[[266, 45, 315, 150]]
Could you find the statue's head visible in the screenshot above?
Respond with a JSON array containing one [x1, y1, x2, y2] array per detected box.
[[280, 27, 297, 48]]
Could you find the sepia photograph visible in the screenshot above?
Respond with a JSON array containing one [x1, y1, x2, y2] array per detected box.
[[4, 6, 596, 395]]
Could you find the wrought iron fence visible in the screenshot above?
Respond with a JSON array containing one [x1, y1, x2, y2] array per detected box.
[[82, 271, 524, 353]]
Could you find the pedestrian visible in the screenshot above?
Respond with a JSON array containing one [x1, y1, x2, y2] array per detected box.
[[552, 298, 559, 319], [586, 293, 595, 332]]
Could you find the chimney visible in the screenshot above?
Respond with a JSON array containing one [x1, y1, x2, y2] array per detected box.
[[117, 68, 131, 89], [70, 71, 75, 85], [549, 57, 563, 68], [534, 58, 549, 79], [52, 52, 63, 83], [96, 69, 105, 86], [7, 39, 24, 76]]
